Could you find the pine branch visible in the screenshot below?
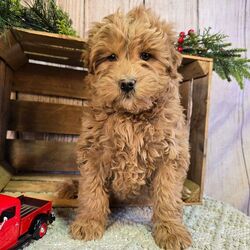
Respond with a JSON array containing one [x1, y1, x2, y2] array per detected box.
[[0, 0, 76, 36], [176, 28, 250, 89]]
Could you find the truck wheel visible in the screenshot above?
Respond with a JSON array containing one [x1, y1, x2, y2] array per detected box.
[[32, 219, 48, 240]]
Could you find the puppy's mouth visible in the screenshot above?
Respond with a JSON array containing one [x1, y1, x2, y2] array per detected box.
[[112, 91, 155, 114], [121, 90, 135, 99]]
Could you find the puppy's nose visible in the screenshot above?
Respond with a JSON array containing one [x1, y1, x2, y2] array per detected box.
[[119, 79, 136, 93]]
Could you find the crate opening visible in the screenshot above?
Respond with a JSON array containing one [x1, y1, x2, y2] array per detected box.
[[0, 28, 213, 207]]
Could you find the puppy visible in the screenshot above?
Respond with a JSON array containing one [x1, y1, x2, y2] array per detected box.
[[70, 6, 192, 250]]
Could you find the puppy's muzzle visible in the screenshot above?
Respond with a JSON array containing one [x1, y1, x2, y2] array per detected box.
[[119, 78, 136, 93]]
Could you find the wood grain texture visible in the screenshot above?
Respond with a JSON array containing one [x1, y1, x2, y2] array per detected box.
[[13, 63, 89, 99], [12, 28, 86, 67], [12, 28, 86, 142], [2, 176, 200, 207], [0, 30, 28, 70], [16, 91, 84, 142], [84, 0, 143, 33], [6, 139, 77, 172], [13, 28, 86, 49], [0, 61, 6, 160], [242, 0, 250, 215], [22, 42, 83, 60], [145, 0, 198, 31], [11, 173, 80, 181], [4, 180, 60, 192], [2, 192, 79, 208], [188, 76, 210, 195], [0, 61, 13, 160], [0, 162, 12, 191], [27, 54, 84, 67], [182, 54, 212, 63], [179, 60, 210, 81], [9, 100, 83, 134], [199, 0, 250, 215], [0, 61, 14, 190], [1, 191, 201, 208]]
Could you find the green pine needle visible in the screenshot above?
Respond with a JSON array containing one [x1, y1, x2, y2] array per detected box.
[[0, 0, 77, 36], [176, 27, 250, 88]]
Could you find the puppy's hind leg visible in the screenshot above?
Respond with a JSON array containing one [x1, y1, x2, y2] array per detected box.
[[57, 180, 79, 199]]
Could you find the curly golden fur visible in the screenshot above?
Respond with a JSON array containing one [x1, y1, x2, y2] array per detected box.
[[70, 6, 192, 249]]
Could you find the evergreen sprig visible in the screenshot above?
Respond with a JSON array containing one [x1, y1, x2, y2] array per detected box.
[[176, 28, 250, 89], [0, 0, 76, 36]]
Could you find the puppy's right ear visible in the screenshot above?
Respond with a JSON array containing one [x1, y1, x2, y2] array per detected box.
[[161, 22, 182, 78]]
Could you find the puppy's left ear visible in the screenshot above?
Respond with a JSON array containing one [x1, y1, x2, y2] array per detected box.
[[162, 22, 182, 75], [170, 45, 182, 70]]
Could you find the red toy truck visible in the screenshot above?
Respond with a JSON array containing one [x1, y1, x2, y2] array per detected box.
[[0, 194, 55, 250]]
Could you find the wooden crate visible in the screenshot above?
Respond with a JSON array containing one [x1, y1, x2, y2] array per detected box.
[[0, 28, 213, 207]]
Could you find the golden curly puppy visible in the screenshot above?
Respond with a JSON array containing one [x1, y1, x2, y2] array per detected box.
[[70, 6, 192, 250]]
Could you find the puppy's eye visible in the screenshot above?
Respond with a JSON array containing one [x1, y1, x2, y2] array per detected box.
[[140, 52, 152, 61], [107, 54, 117, 62]]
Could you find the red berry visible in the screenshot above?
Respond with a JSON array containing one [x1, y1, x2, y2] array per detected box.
[[178, 37, 184, 44], [188, 29, 195, 35], [179, 31, 185, 37], [177, 46, 183, 53]]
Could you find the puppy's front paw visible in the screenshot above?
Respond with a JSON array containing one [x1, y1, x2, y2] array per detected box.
[[70, 219, 104, 241], [153, 222, 192, 250]]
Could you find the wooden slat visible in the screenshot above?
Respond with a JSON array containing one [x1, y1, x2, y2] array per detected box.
[[13, 63, 90, 99], [0, 63, 13, 156], [0, 63, 13, 146], [0, 60, 14, 189], [6, 139, 77, 171], [12, 60, 208, 100], [12, 28, 87, 50], [2, 192, 79, 208], [182, 54, 213, 64], [179, 60, 210, 81], [27, 53, 84, 67], [4, 180, 60, 192], [0, 61, 7, 160], [199, 61, 213, 201], [181, 58, 195, 65], [0, 162, 13, 191], [9, 174, 200, 201], [2, 177, 200, 207], [1, 192, 201, 208], [12, 60, 208, 101], [11, 173, 80, 182], [22, 42, 83, 60], [188, 75, 210, 189], [9, 100, 83, 134], [0, 30, 28, 70]]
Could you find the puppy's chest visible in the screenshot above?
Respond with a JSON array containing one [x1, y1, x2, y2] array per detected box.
[[103, 118, 165, 183]]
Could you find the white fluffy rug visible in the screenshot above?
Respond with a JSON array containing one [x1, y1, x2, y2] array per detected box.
[[24, 197, 250, 250]]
